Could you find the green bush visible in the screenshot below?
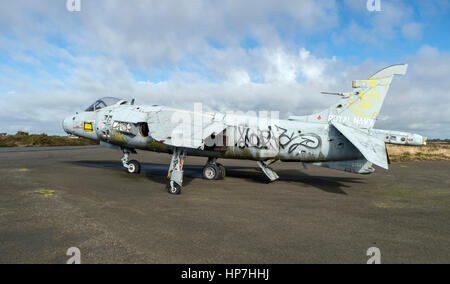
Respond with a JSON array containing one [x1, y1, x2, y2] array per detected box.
[[16, 131, 29, 136]]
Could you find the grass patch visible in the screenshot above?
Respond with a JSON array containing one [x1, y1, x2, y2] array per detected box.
[[381, 188, 423, 199], [387, 140, 450, 162], [374, 186, 450, 208], [34, 189, 56, 197], [0, 132, 99, 147]]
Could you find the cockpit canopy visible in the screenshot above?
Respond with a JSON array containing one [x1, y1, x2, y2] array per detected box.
[[85, 97, 123, 111]]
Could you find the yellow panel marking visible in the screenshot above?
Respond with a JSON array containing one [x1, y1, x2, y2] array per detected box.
[[349, 76, 389, 117], [84, 122, 94, 132]]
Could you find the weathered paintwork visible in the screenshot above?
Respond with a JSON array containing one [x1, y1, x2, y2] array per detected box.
[[63, 65, 426, 178]]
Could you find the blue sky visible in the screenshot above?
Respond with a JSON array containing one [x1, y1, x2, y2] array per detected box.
[[0, 0, 449, 138]]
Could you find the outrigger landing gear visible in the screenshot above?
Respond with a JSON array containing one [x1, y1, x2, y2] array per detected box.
[[257, 159, 279, 182], [167, 148, 186, 195], [121, 148, 141, 174], [202, 157, 226, 180]]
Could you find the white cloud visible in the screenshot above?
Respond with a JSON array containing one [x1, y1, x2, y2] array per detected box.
[[336, 0, 418, 46], [0, 1, 449, 139], [3, 43, 449, 138], [402, 22, 423, 40], [225, 69, 251, 85], [260, 48, 300, 84]]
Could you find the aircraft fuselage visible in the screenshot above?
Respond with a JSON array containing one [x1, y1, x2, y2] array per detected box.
[[63, 104, 364, 163]]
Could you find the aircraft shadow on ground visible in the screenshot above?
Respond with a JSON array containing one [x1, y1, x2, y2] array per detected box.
[[72, 161, 363, 195]]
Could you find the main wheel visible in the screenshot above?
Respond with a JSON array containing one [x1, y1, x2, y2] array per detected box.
[[168, 181, 182, 195], [203, 163, 221, 180], [216, 163, 226, 179], [127, 160, 141, 173]]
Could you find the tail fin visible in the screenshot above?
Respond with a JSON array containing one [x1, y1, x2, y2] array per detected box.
[[290, 64, 408, 130], [343, 64, 408, 129]]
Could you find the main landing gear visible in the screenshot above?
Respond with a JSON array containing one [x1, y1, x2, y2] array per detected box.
[[202, 157, 226, 180], [167, 152, 226, 195], [121, 148, 141, 174], [167, 147, 187, 195]]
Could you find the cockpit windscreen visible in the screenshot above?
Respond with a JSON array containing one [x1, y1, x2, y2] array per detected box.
[[85, 97, 122, 111]]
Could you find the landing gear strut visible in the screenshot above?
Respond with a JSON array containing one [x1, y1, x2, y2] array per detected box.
[[121, 148, 141, 174], [167, 148, 186, 194], [202, 157, 226, 180]]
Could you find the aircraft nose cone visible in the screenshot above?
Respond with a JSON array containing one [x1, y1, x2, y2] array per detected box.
[[62, 116, 72, 134]]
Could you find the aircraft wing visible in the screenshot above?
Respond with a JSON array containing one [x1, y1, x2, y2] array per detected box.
[[332, 122, 388, 169], [112, 106, 149, 123], [148, 108, 227, 149]]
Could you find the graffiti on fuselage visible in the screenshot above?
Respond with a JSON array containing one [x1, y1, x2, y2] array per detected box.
[[276, 126, 321, 154], [235, 126, 276, 150], [235, 125, 322, 155]]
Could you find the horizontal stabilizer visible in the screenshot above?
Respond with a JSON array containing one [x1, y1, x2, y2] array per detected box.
[[332, 122, 388, 169]]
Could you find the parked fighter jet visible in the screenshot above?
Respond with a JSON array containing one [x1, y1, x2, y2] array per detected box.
[[63, 64, 426, 194]]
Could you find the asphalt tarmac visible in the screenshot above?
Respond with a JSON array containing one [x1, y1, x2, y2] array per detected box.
[[0, 146, 449, 263]]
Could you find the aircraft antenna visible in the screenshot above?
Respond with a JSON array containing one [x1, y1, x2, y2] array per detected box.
[[321, 92, 344, 97]]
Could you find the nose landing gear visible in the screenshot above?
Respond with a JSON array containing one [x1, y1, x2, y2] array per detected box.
[[121, 148, 141, 174]]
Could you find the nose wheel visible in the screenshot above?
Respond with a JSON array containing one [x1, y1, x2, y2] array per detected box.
[[121, 149, 141, 174], [127, 160, 141, 173]]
